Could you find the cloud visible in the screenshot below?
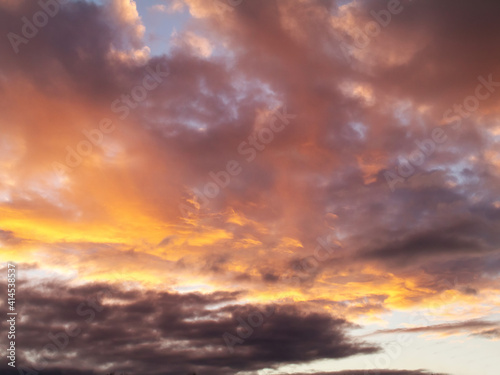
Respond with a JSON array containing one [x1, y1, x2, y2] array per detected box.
[[1, 0, 500, 373], [0, 277, 380, 375], [107, 0, 145, 44], [171, 30, 213, 57], [0, 368, 450, 375], [472, 328, 500, 340], [150, 0, 186, 14], [0, 0, 499, 320], [372, 319, 500, 339]]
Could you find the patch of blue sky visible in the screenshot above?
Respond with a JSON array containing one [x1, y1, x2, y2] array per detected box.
[[139, 1, 192, 56], [71, 1, 191, 56]]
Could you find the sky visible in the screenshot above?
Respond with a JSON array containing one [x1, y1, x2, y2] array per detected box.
[[0, 0, 499, 374]]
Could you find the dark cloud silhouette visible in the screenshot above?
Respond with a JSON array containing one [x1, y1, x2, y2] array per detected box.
[[0, 278, 379, 375], [0, 367, 450, 375]]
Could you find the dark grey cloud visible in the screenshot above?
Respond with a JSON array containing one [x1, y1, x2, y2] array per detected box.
[[0, 278, 380, 375], [0, 367, 450, 375]]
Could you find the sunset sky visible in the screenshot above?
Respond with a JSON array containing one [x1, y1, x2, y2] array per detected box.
[[1, 0, 500, 374]]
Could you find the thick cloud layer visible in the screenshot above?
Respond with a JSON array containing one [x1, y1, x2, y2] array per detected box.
[[0, 277, 378, 375], [1, 0, 499, 374]]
